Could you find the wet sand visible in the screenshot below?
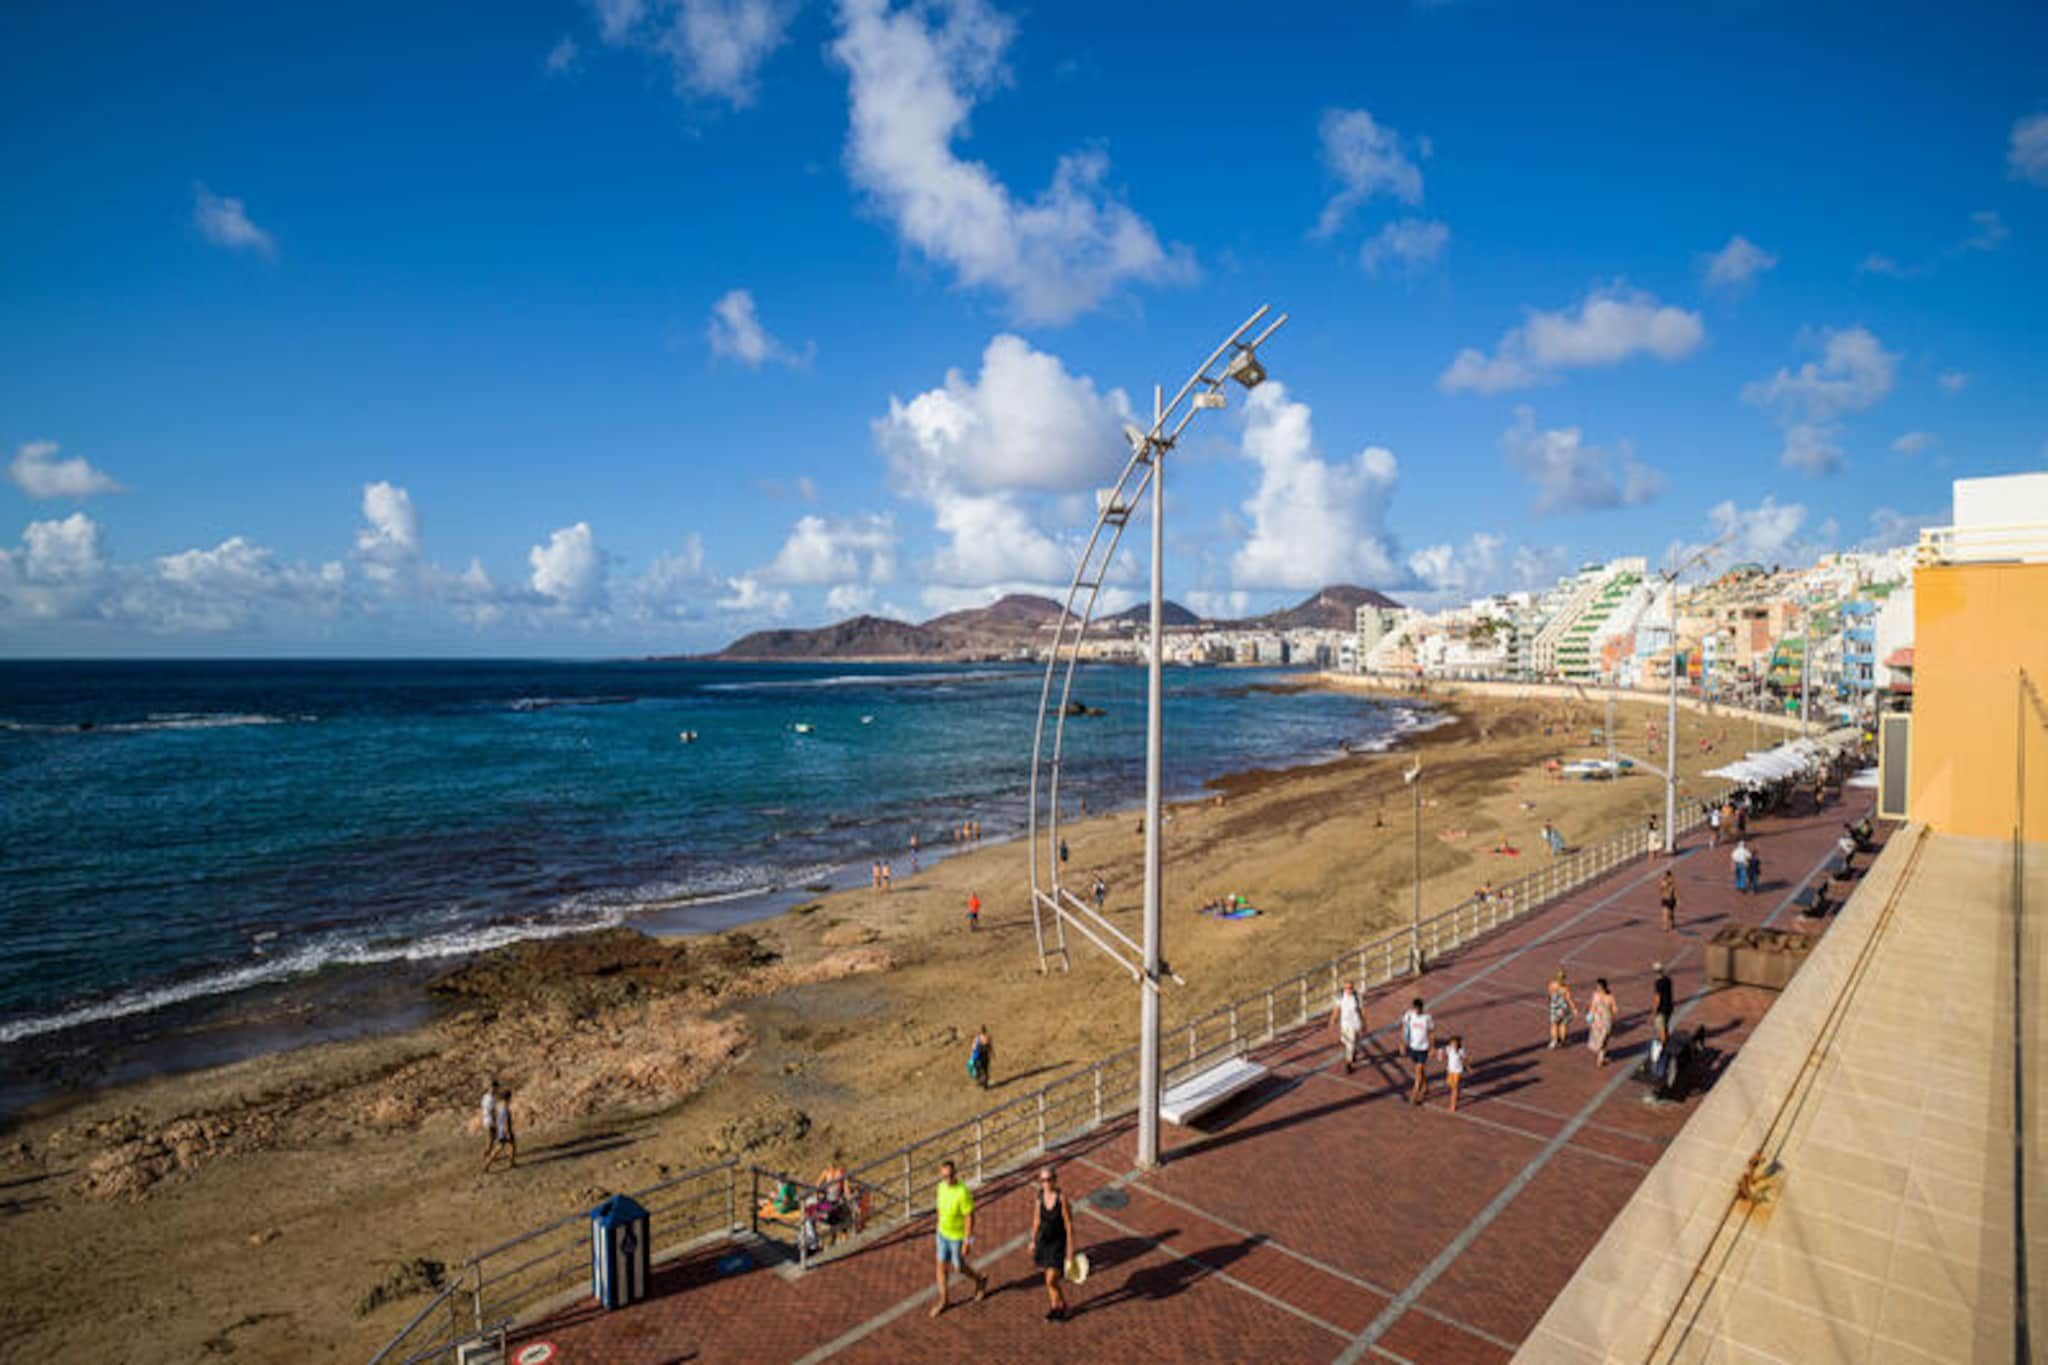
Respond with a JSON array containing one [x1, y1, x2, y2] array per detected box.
[[0, 692, 1752, 1362]]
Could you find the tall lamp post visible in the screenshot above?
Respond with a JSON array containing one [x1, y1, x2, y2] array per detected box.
[[1025, 305, 1289, 1173], [1404, 758, 1423, 972], [1653, 538, 1728, 854]]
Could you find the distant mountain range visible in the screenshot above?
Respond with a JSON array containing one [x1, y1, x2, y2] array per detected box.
[[703, 585, 1402, 661]]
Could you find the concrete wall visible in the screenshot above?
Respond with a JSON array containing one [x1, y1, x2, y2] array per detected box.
[[1907, 560, 2048, 840]]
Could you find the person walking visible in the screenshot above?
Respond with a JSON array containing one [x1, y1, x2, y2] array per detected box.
[[1399, 997, 1434, 1104], [478, 1083, 499, 1170], [1030, 1166, 1074, 1322], [929, 1160, 988, 1316], [1091, 872, 1107, 914], [1651, 962, 1674, 1048], [1658, 868, 1679, 932], [881, 859, 892, 891], [482, 1085, 515, 1171], [966, 891, 981, 932], [1730, 839, 1753, 893], [1546, 970, 1577, 1050], [1586, 978, 1618, 1067], [968, 1025, 992, 1090], [1443, 1036, 1467, 1113], [1644, 814, 1659, 862], [1329, 981, 1366, 1074], [1748, 845, 1764, 895], [1708, 803, 1722, 847]]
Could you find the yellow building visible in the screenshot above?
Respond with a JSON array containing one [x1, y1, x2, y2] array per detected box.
[[1905, 472, 2048, 841]]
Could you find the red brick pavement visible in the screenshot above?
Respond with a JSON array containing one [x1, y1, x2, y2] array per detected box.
[[513, 797, 1881, 1364]]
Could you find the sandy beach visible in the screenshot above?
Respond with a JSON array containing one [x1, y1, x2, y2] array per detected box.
[[0, 689, 1766, 1362]]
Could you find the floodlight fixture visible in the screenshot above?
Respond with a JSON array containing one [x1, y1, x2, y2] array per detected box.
[[1122, 422, 1151, 456], [1192, 389, 1227, 410], [1224, 348, 1267, 389]]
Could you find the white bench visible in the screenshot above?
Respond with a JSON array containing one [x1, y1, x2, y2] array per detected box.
[[1158, 1056, 1269, 1126]]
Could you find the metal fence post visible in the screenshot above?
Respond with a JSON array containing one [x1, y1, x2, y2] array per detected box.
[[1229, 1002, 1239, 1047], [1298, 976, 1308, 1024], [901, 1152, 912, 1227], [726, 1162, 737, 1232], [1093, 1064, 1103, 1125], [1266, 988, 1275, 1039], [1037, 1092, 1047, 1154], [975, 1118, 985, 1183]]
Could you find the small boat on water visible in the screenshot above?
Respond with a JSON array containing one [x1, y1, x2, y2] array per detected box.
[[792, 722, 814, 734], [678, 730, 699, 743], [860, 715, 875, 725]]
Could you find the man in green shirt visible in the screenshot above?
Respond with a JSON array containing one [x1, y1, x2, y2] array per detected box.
[[930, 1159, 988, 1316]]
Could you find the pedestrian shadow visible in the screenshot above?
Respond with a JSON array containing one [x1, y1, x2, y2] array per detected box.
[[991, 1061, 1074, 1091], [1071, 1233, 1264, 1317], [522, 1125, 648, 1168]]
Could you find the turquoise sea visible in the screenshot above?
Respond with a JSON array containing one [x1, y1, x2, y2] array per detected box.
[[0, 659, 1426, 1082]]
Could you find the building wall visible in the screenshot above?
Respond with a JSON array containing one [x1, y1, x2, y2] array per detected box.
[[1907, 560, 2048, 841]]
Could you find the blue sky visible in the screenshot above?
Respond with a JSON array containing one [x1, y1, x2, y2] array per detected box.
[[2, 0, 2044, 655]]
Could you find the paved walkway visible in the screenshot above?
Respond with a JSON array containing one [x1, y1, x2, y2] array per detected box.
[[515, 798, 1881, 1364]]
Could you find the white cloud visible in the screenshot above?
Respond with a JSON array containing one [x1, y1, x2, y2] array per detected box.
[[1857, 253, 1919, 279], [1313, 108, 1427, 238], [8, 441, 124, 500], [192, 184, 275, 256], [832, 0, 1190, 324], [2009, 113, 2048, 187], [1701, 235, 1778, 291], [1499, 406, 1662, 515], [718, 574, 792, 615], [707, 288, 810, 368], [149, 537, 345, 632], [1862, 507, 1937, 551], [1230, 382, 1401, 591], [1937, 370, 1969, 394], [1744, 327, 1897, 420], [1890, 431, 1934, 457], [21, 512, 106, 581], [1742, 325, 1896, 476], [529, 523, 606, 609], [1700, 497, 1812, 566], [1358, 218, 1448, 275], [764, 513, 896, 585], [873, 334, 1130, 589], [1181, 589, 1250, 621], [825, 583, 875, 614], [1963, 210, 2009, 252], [545, 36, 581, 74], [354, 481, 422, 584], [1438, 283, 1704, 395], [592, 0, 794, 106]]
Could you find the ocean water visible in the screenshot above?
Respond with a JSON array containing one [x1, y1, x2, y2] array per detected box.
[[0, 659, 1422, 1052]]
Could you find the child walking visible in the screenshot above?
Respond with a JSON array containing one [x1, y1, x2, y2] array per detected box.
[[1443, 1036, 1466, 1112]]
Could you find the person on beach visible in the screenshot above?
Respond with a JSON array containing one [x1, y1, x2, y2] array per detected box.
[[1399, 997, 1434, 1104], [478, 1084, 498, 1168], [482, 1086, 515, 1171], [1442, 1036, 1466, 1111], [1730, 839, 1753, 893], [929, 1160, 988, 1317], [1747, 846, 1763, 895], [881, 860, 893, 891], [966, 891, 981, 932], [1030, 1166, 1074, 1322], [1092, 873, 1107, 914], [871, 860, 882, 890], [1586, 978, 1618, 1067], [1059, 838, 1069, 865], [1330, 981, 1366, 1074], [968, 1026, 992, 1089], [1658, 868, 1679, 932], [1708, 804, 1722, 847], [1645, 815, 1659, 861], [1652, 962, 1674, 1048], [1546, 970, 1577, 1049]]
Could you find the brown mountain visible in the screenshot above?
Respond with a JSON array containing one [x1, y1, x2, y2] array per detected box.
[[706, 584, 1401, 660], [1104, 599, 1200, 627], [712, 594, 1062, 661]]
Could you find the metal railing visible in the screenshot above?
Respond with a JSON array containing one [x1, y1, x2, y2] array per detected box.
[[369, 790, 1728, 1362], [1917, 521, 2048, 567], [369, 1159, 743, 1365]]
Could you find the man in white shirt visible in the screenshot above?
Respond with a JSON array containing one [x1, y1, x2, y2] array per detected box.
[[479, 1085, 498, 1171], [1329, 982, 1366, 1074], [1398, 998, 1435, 1105], [1730, 839, 1753, 893]]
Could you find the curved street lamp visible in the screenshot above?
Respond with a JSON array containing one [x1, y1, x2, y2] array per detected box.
[[1026, 304, 1288, 1169]]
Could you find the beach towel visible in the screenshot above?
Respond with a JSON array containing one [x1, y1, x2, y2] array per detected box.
[[1202, 904, 1262, 920]]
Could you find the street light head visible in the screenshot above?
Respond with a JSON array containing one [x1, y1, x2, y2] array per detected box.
[[1224, 348, 1267, 390], [1402, 761, 1421, 785], [1192, 390, 1227, 410], [1122, 422, 1150, 456]]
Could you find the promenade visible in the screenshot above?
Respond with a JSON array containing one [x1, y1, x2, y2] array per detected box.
[[512, 797, 1878, 1364]]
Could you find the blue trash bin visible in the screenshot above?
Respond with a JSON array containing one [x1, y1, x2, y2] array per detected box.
[[591, 1194, 650, 1310]]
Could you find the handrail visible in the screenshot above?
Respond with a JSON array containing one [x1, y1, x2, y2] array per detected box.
[[371, 790, 1733, 1363]]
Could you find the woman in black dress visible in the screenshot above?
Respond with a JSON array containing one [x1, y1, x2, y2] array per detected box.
[[1030, 1166, 1073, 1321]]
